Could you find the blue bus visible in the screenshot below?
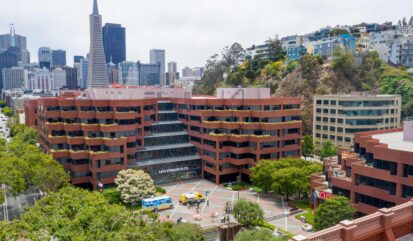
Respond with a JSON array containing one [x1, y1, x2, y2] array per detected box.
[[142, 195, 174, 212]]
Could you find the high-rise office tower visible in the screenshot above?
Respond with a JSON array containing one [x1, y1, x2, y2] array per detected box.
[[0, 24, 30, 64], [74, 55, 84, 64], [167, 61, 178, 86], [137, 61, 161, 86], [149, 49, 165, 86], [79, 58, 89, 88], [102, 23, 126, 65], [53, 68, 67, 90], [38, 47, 53, 69], [118, 61, 138, 86], [1, 67, 27, 90], [52, 50, 66, 67], [64, 67, 78, 89], [87, 0, 109, 88], [0, 51, 18, 91]]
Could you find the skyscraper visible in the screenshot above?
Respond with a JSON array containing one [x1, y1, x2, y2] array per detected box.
[[137, 61, 161, 86], [118, 61, 138, 86], [167, 61, 178, 85], [102, 23, 126, 65], [149, 49, 165, 86], [0, 51, 18, 91], [87, 0, 109, 88], [0, 24, 30, 64], [64, 67, 78, 89], [1, 67, 27, 90], [74, 55, 84, 64], [52, 50, 67, 67], [38, 47, 53, 69]]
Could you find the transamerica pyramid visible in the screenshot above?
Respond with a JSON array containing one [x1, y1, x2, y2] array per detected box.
[[87, 0, 109, 88]]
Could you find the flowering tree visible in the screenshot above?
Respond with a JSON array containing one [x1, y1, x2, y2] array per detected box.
[[114, 169, 156, 204]]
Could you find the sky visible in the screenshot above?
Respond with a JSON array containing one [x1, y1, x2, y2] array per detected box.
[[0, 0, 412, 70]]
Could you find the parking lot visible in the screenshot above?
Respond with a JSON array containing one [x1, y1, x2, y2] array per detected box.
[[159, 179, 310, 235]]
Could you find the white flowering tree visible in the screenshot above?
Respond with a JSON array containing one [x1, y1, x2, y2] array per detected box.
[[114, 169, 156, 205]]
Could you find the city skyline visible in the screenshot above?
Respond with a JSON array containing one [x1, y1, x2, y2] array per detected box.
[[0, 0, 412, 68]]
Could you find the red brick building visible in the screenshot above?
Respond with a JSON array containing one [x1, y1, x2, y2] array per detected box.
[[311, 120, 413, 215], [291, 200, 413, 241], [25, 87, 302, 189]]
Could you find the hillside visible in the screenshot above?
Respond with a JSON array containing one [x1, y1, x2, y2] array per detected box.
[[193, 45, 413, 135]]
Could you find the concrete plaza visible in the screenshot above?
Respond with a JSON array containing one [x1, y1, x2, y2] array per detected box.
[[159, 179, 311, 236]]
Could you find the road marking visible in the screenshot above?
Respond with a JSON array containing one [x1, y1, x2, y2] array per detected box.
[[281, 197, 288, 231], [201, 185, 218, 213], [169, 206, 178, 220], [190, 180, 202, 191], [167, 183, 178, 194], [231, 191, 235, 204]]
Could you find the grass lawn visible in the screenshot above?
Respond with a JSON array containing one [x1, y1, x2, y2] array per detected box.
[[293, 200, 314, 225]]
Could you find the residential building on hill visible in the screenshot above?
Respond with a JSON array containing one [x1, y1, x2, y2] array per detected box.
[[313, 93, 401, 149], [311, 120, 413, 217], [25, 87, 302, 189]]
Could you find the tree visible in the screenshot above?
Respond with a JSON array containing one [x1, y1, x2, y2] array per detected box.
[[319, 141, 338, 159], [2, 107, 13, 117], [0, 100, 6, 107], [250, 160, 276, 193], [302, 135, 315, 159], [169, 223, 204, 241], [332, 47, 357, 86], [272, 167, 302, 201], [0, 124, 69, 201], [114, 169, 156, 204], [234, 229, 284, 241], [232, 198, 264, 227], [380, 65, 413, 119], [314, 196, 355, 231], [0, 187, 174, 241]]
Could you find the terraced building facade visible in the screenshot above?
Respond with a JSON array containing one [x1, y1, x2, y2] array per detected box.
[[25, 87, 302, 189]]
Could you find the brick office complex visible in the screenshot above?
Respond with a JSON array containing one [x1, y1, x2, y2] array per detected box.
[[25, 87, 302, 189], [311, 120, 413, 216]]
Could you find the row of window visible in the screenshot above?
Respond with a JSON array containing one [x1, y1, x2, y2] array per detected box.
[[46, 106, 150, 112], [315, 100, 397, 107]]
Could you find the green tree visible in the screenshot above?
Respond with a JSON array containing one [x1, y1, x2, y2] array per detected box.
[[0, 187, 174, 241], [272, 167, 302, 200], [169, 223, 204, 241], [314, 196, 355, 231], [319, 141, 338, 159], [0, 100, 6, 107], [234, 229, 284, 241], [380, 65, 413, 118], [232, 198, 264, 227], [0, 124, 69, 200], [114, 169, 156, 204], [250, 160, 276, 193], [302, 135, 315, 159], [2, 107, 13, 117]]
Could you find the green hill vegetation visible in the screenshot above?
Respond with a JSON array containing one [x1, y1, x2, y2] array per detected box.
[[193, 43, 413, 134]]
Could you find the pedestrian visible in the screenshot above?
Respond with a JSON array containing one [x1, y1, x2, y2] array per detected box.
[[187, 203, 190, 209], [207, 199, 209, 207]]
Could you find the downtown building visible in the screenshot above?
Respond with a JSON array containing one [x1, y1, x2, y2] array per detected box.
[[102, 23, 126, 65], [313, 93, 401, 149], [25, 87, 302, 189], [311, 120, 413, 216]]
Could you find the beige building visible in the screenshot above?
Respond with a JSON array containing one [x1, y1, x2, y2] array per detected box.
[[313, 93, 401, 148]]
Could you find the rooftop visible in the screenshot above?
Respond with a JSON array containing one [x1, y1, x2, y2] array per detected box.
[[372, 131, 413, 152]]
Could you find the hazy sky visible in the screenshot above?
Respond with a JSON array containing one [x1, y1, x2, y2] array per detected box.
[[0, 0, 412, 69]]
